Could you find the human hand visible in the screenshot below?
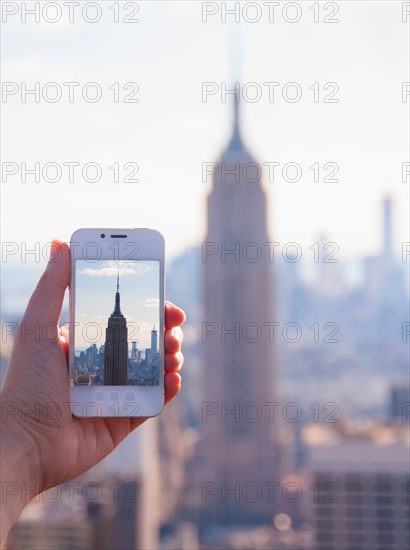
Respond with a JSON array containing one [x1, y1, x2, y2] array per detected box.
[[0, 240, 185, 542]]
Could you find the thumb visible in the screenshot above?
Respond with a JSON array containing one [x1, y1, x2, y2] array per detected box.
[[22, 240, 70, 329]]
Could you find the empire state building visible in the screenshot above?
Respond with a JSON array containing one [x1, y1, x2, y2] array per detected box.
[[200, 89, 280, 525], [103, 272, 129, 385]]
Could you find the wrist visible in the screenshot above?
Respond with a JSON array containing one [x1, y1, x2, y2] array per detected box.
[[0, 394, 42, 543]]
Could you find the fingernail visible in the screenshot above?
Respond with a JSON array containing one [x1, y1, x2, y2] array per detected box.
[[49, 240, 62, 263]]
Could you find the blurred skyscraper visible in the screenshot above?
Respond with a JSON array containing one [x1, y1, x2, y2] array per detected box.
[[196, 89, 281, 526], [389, 383, 410, 422], [363, 196, 408, 345]]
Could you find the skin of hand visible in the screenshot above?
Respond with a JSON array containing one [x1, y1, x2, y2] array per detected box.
[[0, 240, 185, 542]]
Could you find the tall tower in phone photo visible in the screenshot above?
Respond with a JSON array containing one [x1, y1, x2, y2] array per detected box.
[[151, 326, 158, 352], [200, 88, 281, 525], [104, 271, 129, 385]]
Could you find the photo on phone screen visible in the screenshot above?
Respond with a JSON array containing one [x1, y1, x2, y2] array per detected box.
[[73, 259, 160, 386]]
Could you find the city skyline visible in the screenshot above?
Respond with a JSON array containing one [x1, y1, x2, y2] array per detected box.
[[74, 268, 160, 386]]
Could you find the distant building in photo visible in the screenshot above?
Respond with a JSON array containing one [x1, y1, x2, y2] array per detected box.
[[151, 327, 158, 352]]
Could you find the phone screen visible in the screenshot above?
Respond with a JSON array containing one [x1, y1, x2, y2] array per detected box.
[[73, 259, 160, 387]]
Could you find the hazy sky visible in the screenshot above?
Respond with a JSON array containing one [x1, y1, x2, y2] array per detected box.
[[1, 1, 409, 313], [74, 259, 159, 349]]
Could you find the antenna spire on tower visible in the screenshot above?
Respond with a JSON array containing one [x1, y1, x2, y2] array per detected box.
[[113, 265, 122, 316]]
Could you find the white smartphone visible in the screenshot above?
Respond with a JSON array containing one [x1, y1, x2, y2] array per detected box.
[[69, 228, 165, 418]]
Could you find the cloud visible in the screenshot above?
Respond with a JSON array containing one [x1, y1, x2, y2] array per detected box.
[[144, 298, 159, 308], [79, 260, 155, 277]]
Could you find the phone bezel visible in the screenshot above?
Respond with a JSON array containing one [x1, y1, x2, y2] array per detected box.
[[69, 228, 165, 418]]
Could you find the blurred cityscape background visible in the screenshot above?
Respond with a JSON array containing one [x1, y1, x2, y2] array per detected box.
[[1, 1, 409, 549]]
